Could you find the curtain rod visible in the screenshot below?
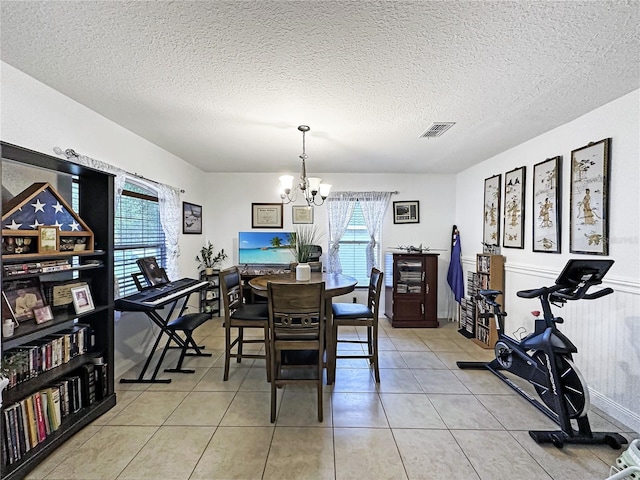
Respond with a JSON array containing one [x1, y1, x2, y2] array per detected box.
[[54, 146, 185, 193]]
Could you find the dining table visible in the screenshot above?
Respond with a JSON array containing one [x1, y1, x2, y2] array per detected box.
[[248, 271, 358, 385]]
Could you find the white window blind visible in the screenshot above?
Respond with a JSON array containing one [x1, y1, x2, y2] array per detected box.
[[337, 203, 379, 286]]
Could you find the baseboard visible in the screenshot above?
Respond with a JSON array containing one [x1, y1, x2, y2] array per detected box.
[[590, 388, 640, 434]]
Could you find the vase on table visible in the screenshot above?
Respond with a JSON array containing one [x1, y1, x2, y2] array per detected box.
[[296, 263, 311, 281]]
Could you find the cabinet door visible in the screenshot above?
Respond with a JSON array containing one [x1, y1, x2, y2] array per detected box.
[[395, 258, 424, 295], [394, 298, 424, 321]]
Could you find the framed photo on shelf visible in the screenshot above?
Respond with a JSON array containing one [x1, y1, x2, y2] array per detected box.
[[3, 283, 46, 322], [503, 166, 526, 249], [38, 226, 59, 253], [33, 305, 54, 324], [570, 138, 611, 255], [292, 205, 314, 224], [70, 285, 95, 314], [533, 156, 562, 253], [183, 202, 202, 234], [251, 203, 283, 228], [393, 201, 420, 224], [483, 174, 501, 246]]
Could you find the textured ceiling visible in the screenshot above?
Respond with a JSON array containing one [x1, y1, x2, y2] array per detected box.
[[1, 1, 638, 174]]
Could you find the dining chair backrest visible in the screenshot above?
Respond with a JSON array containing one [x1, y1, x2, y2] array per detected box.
[[367, 267, 384, 315], [267, 282, 325, 342], [220, 266, 243, 313]]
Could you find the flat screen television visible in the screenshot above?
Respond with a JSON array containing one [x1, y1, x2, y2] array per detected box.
[[238, 231, 296, 265]]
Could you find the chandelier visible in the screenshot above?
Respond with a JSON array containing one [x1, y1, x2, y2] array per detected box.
[[279, 125, 331, 206]]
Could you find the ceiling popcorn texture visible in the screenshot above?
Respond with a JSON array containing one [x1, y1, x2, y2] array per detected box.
[[1, 1, 638, 174]]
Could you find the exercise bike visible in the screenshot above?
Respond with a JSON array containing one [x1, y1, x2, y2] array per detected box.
[[457, 259, 628, 449]]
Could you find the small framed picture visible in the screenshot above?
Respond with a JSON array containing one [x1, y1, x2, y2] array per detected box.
[[483, 174, 502, 246], [33, 305, 54, 324], [70, 285, 95, 314], [252, 203, 283, 228], [503, 166, 526, 249], [292, 205, 314, 224], [183, 202, 203, 234], [38, 226, 59, 253], [393, 201, 420, 224]]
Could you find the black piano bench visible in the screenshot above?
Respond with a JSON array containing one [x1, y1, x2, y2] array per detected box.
[[160, 312, 212, 374]]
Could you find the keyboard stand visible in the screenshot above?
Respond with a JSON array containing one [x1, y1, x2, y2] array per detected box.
[[119, 289, 209, 384]]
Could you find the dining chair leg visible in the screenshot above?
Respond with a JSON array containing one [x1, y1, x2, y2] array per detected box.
[[224, 324, 232, 381], [236, 327, 244, 363], [270, 349, 278, 423], [264, 324, 271, 382], [317, 360, 323, 422]]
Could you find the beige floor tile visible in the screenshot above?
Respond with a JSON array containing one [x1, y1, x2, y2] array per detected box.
[[220, 391, 274, 426], [118, 425, 214, 479], [452, 368, 516, 395], [377, 337, 398, 351], [24, 425, 103, 480], [44, 425, 157, 479], [239, 365, 271, 391], [510, 430, 614, 480], [380, 393, 447, 429], [332, 392, 389, 428], [452, 429, 552, 480], [420, 338, 465, 352], [375, 368, 423, 393], [193, 366, 249, 391], [108, 390, 188, 425], [428, 394, 503, 430], [475, 393, 558, 431], [92, 389, 142, 425], [180, 348, 224, 368], [400, 351, 448, 369], [165, 391, 236, 426], [334, 427, 407, 479], [276, 388, 332, 426], [263, 426, 335, 480], [412, 369, 471, 394], [390, 337, 431, 351], [146, 366, 209, 391], [331, 368, 378, 392], [378, 350, 408, 368], [393, 428, 481, 479], [433, 351, 476, 369], [190, 426, 274, 479]]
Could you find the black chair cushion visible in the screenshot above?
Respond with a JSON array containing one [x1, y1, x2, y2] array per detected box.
[[332, 303, 374, 319], [231, 303, 269, 321], [167, 312, 210, 331]]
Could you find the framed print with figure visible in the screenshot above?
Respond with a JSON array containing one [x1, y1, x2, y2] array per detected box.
[[533, 156, 561, 253], [483, 174, 501, 246], [70, 285, 95, 314], [503, 166, 526, 249], [570, 138, 610, 255], [292, 205, 314, 224], [183, 202, 202, 234], [252, 203, 283, 228]]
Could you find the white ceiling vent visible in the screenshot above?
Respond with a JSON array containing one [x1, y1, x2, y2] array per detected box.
[[420, 122, 456, 138]]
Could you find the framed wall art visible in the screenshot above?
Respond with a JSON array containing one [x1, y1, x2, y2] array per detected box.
[[503, 166, 526, 249], [292, 205, 314, 224], [570, 138, 611, 255], [251, 203, 283, 228], [183, 202, 202, 234], [38, 226, 59, 253], [483, 174, 501, 246], [533, 156, 562, 253], [393, 201, 420, 224]]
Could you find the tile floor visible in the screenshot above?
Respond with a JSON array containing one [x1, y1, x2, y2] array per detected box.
[[25, 318, 638, 480]]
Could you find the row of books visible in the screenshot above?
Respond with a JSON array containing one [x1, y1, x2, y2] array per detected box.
[[2, 362, 107, 466], [1, 324, 93, 389], [3, 259, 71, 277]]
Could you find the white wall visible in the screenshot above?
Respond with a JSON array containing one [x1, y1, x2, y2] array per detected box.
[[204, 172, 457, 314], [455, 89, 640, 432]]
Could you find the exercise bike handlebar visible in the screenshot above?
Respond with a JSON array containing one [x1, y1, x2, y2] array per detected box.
[[517, 283, 613, 301]]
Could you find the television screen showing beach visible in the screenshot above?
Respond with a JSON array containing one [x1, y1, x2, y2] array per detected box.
[[238, 231, 296, 264]]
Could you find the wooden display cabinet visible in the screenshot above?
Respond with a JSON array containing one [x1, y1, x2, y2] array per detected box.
[[384, 252, 439, 328]]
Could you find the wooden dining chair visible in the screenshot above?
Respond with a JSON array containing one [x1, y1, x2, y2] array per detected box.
[[267, 281, 325, 422], [220, 266, 270, 381], [331, 268, 384, 382]]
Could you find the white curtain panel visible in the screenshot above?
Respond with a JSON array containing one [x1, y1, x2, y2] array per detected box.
[[357, 191, 392, 272], [326, 192, 357, 273], [157, 184, 182, 280]]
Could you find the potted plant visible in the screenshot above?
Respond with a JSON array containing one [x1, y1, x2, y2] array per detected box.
[[195, 241, 228, 275], [288, 225, 323, 280]]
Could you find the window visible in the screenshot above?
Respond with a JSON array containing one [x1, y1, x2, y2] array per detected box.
[[114, 181, 166, 296], [337, 203, 380, 286]]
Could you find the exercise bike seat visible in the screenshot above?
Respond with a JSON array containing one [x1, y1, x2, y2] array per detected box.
[[478, 289, 502, 304]]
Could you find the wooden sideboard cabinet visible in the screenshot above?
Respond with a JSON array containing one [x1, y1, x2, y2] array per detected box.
[[384, 252, 439, 328]]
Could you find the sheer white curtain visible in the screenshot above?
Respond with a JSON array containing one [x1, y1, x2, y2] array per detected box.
[[157, 184, 182, 280], [326, 192, 357, 273], [358, 191, 392, 272], [73, 154, 127, 210]]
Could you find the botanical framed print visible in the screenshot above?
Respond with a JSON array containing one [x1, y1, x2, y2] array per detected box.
[[252, 203, 283, 228], [183, 202, 202, 234], [570, 138, 611, 255], [393, 201, 420, 224], [503, 166, 526, 248], [292, 205, 314, 224], [483, 174, 501, 246], [38, 226, 59, 253], [70, 284, 95, 314], [533, 156, 562, 253]]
